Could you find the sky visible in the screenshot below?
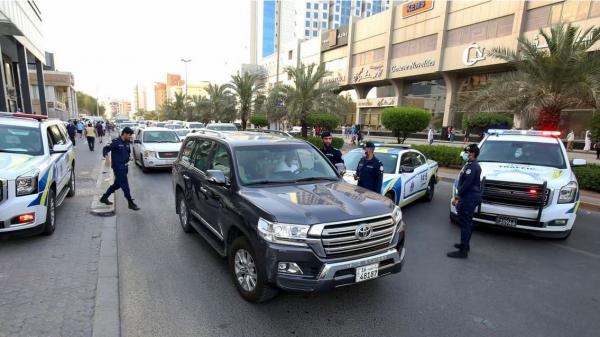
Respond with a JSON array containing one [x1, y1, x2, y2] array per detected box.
[[42, 0, 252, 105]]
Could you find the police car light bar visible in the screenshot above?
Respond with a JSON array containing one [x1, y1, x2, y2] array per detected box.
[[487, 129, 561, 137], [11, 113, 48, 121]]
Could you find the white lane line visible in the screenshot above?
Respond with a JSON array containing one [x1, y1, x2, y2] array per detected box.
[[548, 243, 600, 259]]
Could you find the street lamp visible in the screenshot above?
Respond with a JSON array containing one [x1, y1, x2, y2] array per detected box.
[[180, 58, 191, 97]]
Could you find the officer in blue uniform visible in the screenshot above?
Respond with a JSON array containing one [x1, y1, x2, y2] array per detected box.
[[99, 127, 140, 210], [448, 144, 482, 258], [354, 142, 384, 194], [320, 131, 344, 165]]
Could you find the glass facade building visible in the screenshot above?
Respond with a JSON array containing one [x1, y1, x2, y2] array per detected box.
[[262, 0, 276, 58]]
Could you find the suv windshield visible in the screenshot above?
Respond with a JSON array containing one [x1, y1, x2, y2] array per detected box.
[[343, 151, 398, 174], [478, 140, 567, 169], [235, 144, 339, 185], [0, 125, 44, 156], [143, 131, 180, 143], [207, 124, 237, 131], [174, 130, 190, 137]]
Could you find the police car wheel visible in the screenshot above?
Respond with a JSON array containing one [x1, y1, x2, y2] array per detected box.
[[177, 192, 194, 233], [42, 190, 56, 236], [424, 180, 435, 202], [67, 169, 76, 197]]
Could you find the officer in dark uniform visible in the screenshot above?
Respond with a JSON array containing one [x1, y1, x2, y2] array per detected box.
[[99, 127, 140, 210], [354, 141, 384, 194], [448, 144, 482, 258], [320, 131, 343, 165]]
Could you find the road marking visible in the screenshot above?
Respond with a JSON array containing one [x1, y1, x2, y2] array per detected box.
[[549, 243, 600, 259]]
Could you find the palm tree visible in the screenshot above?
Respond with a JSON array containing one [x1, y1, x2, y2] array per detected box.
[[205, 83, 232, 124], [463, 23, 600, 130], [188, 94, 207, 121], [260, 84, 288, 129], [229, 71, 264, 130], [171, 92, 188, 120], [283, 63, 338, 137]]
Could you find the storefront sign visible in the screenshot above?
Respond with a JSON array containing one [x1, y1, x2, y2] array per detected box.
[[402, 0, 434, 18], [462, 43, 486, 66], [323, 71, 347, 84], [391, 59, 436, 73], [357, 97, 398, 108], [321, 25, 349, 52], [352, 63, 385, 83]]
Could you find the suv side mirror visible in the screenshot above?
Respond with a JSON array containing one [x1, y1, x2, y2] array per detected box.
[[335, 163, 346, 175], [52, 144, 69, 153], [207, 170, 227, 185], [401, 165, 414, 173], [134, 139, 141, 144], [572, 159, 587, 167]]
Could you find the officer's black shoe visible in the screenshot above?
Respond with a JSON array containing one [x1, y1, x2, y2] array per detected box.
[[128, 200, 140, 211], [453, 243, 471, 251], [99, 195, 113, 205], [447, 248, 468, 259]]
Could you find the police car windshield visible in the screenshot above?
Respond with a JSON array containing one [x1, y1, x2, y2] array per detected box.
[[478, 140, 567, 169], [142, 131, 180, 143], [235, 144, 338, 185], [0, 125, 44, 156], [343, 151, 398, 174]]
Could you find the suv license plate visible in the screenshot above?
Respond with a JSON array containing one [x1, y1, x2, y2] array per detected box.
[[496, 216, 517, 227], [355, 263, 379, 283]]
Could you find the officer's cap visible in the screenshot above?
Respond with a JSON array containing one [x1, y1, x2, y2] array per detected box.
[[320, 131, 332, 138], [363, 141, 376, 149], [464, 143, 480, 156]]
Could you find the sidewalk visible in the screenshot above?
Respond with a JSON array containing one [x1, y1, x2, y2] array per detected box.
[[437, 167, 600, 211]]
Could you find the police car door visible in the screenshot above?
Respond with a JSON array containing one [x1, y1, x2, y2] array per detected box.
[[400, 152, 421, 202], [413, 152, 429, 192], [47, 125, 70, 194]]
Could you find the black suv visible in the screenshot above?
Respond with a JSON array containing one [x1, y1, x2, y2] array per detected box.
[[172, 130, 405, 302]]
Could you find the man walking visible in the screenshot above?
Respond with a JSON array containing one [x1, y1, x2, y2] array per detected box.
[[567, 130, 575, 151], [99, 127, 140, 210], [76, 120, 84, 138], [84, 122, 97, 151], [448, 144, 482, 259], [595, 139, 600, 160], [66, 121, 77, 146], [320, 131, 344, 166], [354, 142, 384, 194], [95, 121, 104, 143]]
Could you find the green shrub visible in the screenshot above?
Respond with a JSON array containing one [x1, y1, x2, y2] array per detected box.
[[249, 114, 268, 128], [412, 144, 464, 168], [462, 112, 513, 135], [591, 113, 600, 141], [307, 113, 341, 131], [381, 107, 431, 143], [573, 164, 600, 193], [301, 135, 345, 149]]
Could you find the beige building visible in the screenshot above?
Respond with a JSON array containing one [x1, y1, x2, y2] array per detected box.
[[28, 70, 78, 120], [260, 0, 600, 133]]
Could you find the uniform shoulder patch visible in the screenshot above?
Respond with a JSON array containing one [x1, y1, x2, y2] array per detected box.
[[466, 169, 471, 175]]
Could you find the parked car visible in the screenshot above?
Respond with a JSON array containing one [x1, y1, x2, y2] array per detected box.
[[132, 127, 181, 172], [342, 144, 439, 207], [172, 130, 406, 302], [0, 112, 76, 236], [173, 128, 192, 142], [205, 123, 238, 131], [184, 122, 204, 129], [163, 124, 180, 130]]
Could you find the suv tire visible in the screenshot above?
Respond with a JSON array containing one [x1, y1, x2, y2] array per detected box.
[[67, 169, 76, 197], [177, 192, 194, 233], [228, 236, 277, 303], [140, 154, 148, 173], [42, 190, 56, 235]]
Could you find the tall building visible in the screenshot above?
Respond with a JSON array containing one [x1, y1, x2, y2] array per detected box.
[[133, 84, 147, 112], [154, 82, 167, 109]]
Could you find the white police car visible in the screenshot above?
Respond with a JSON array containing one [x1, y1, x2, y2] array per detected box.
[[342, 145, 439, 206], [0, 113, 75, 236], [450, 129, 586, 239]]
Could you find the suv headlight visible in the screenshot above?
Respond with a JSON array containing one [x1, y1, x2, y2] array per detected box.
[[16, 171, 39, 196], [143, 150, 157, 158], [392, 205, 402, 224], [558, 181, 578, 204], [257, 218, 309, 247]]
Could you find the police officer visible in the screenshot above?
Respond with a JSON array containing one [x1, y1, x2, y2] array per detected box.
[[320, 131, 344, 165], [99, 127, 140, 210], [448, 144, 482, 259], [354, 141, 384, 194]]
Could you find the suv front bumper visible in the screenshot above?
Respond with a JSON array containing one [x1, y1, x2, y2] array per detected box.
[[0, 192, 47, 235]]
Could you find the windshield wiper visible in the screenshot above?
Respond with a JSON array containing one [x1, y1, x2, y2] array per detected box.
[[293, 177, 338, 183], [244, 180, 289, 186]]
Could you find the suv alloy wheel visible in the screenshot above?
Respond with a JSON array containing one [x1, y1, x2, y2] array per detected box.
[[228, 236, 277, 303], [177, 192, 194, 233], [42, 190, 56, 235]]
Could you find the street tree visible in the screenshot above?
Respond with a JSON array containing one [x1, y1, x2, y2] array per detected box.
[[462, 23, 600, 130], [229, 71, 264, 130], [381, 107, 431, 143], [307, 113, 341, 132], [462, 112, 513, 136], [76, 91, 105, 117], [249, 113, 268, 128], [260, 84, 287, 127], [283, 63, 339, 137], [205, 83, 231, 124]]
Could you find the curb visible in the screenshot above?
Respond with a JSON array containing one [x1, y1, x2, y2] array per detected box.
[[91, 160, 120, 337], [437, 176, 599, 211]]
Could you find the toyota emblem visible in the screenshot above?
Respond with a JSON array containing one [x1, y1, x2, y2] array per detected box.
[[355, 223, 373, 241]]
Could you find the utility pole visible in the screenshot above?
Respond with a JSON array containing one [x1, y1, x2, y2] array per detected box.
[[275, 0, 281, 85], [180, 58, 191, 97]]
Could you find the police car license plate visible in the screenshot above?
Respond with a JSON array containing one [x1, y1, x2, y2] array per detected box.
[[355, 263, 379, 283], [496, 216, 517, 227]]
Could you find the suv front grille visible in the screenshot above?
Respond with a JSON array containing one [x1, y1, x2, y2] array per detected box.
[[482, 180, 550, 209], [158, 151, 178, 159], [321, 216, 395, 259]]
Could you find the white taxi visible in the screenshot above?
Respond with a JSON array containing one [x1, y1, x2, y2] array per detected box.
[[0, 113, 75, 236], [451, 129, 586, 239]]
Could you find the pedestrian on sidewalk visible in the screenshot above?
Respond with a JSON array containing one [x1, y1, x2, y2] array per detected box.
[[95, 121, 104, 143], [66, 120, 77, 146], [583, 130, 591, 151], [567, 130, 575, 151], [341, 125, 346, 140], [595, 139, 600, 160], [84, 122, 97, 151], [99, 127, 140, 210], [76, 120, 84, 138], [448, 144, 482, 259], [427, 128, 434, 145]]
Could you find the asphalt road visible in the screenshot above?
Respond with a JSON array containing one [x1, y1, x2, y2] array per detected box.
[[116, 165, 600, 337]]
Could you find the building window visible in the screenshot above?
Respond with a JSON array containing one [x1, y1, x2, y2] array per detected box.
[[323, 12, 327, 19], [306, 21, 310, 27], [288, 50, 293, 60], [306, 2, 311, 9], [313, 12, 318, 19], [335, 23, 340, 28], [352, 47, 386, 67], [356, 9, 360, 16], [446, 15, 514, 47], [306, 11, 310, 18], [323, 3, 328, 9], [322, 21, 328, 28], [313, 21, 318, 28], [392, 34, 438, 59], [367, 3, 371, 9], [356, 1, 360, 7], [314, 3, 318, 9], [335, 14, 340, 21], [367, 11, 371, 17], [305, 29, 310, 37], [336, 5, 340, 11], [313, 31, 318, 37]]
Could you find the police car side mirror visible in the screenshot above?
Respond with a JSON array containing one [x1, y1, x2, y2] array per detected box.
[[401, 165, 414, 173], [335, 163, 346, 175], [572, 159, 587, 167], [51, 144, 69, 154]]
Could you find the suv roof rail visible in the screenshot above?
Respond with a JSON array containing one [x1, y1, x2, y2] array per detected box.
[[245, 129, 293, 138], [0, 112, 49, 121], [193, 129, 226, 138]]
